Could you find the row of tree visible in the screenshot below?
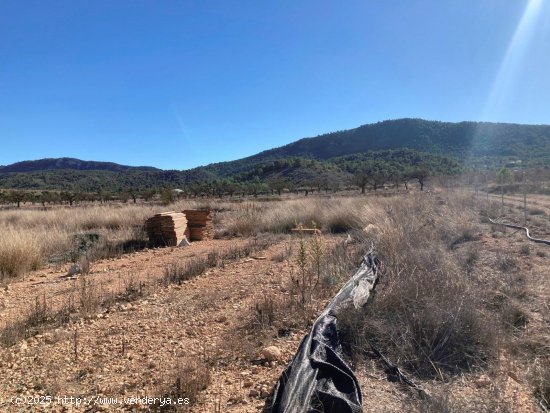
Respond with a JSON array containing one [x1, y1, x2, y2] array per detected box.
[[0, 168, 436, 207], [0, 189, 156, 207], [0, 149, 475, 206], [5, 162, 550, 207]]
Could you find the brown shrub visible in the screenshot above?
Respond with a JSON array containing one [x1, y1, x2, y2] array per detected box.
[[341, 193, 499, 379], [0, 295, 71, 347], [532, 357, 550, 409], [0, 229, 45, 280], [156, 357, 211, 410]]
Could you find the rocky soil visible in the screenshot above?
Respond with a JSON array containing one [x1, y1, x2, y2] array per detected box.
[[1, 235, 350, 412], [0, 206, 548, 412]]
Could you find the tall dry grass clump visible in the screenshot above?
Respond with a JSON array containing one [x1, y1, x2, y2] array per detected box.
[[156, 356, 211, 410], [341, 191, 499, 379], [0, 204, 158, 233], [0, 203, 186, 280], [528, 356, 550, 410], [0, 228, 45, 280], [226, 197, 368, 235]]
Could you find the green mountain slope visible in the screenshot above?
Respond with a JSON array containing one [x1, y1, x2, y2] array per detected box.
[[0, 157, 159, 173], [1, 118, 548, 193], [232, 118, 550, 166], [0, 169, 217, 192]]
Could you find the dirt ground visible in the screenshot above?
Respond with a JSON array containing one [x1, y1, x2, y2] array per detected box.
[[0, 239, 246, 327], [1, 233, 348, 412], [0, 194, 548, 412]]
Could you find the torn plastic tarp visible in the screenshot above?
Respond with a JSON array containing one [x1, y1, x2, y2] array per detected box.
[[265, 254, 379, 413]]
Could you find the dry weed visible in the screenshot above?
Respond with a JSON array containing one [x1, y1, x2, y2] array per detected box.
[[0, 200, 203, 280], [156, 357, 211, 411], [0, 228, 45, 280], [531, 357, 550, 410], [341, 193, 500, 379], [226, 197, 371, 235], [0, 295, 71, 347]]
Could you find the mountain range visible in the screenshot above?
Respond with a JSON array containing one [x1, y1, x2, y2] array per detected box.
[[0, 158, 159, 174], [1, 118, 549, 192]]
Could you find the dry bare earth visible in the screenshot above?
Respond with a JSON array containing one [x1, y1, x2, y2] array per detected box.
[[0, 239, 246, 329], [0, 193, 548, 413], [0, 238, 298, 412], [0, 228, 358, 412]]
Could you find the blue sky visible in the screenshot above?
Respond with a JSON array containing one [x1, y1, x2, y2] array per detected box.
[[1, 0, 549, 169]]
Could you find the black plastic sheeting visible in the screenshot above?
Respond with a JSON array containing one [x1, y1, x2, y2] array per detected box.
[[264, 254, 379, 413]]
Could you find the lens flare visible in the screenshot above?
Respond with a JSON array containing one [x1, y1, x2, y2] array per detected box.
[[483, 0, 544, 120]]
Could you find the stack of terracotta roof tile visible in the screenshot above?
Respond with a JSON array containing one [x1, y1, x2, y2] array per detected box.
[[145, 211, 188, 246], [183, 209, 213, 241]]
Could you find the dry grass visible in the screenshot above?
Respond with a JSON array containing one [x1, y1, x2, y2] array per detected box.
[[528, 207, 546, 216], [0, 295, 72, 347], [244, 232, 371, 351], [0, 235, 277, 349], [251, 294, 283, 331], [1, 191, 545, 410], [0, 274, 146, 348], [0, 195, 385, 281], [0, 228, 46, 279], [413, 393, 458, 413], [341, 192, 501, 379], [226, 198, 367, 235], [531, 357, 550, 410], [162, 236, 278, 286], [0, 201, 210, 281], [156, 357, 211, 411]]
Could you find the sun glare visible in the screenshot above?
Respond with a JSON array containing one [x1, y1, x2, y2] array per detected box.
[[483, 0, 545, 120]]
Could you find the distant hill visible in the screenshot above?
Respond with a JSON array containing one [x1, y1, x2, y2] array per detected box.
[[0, 168, 216, 192], [219, 118, 550, 167], [1, 118, 548, 193], [0, 150, 459, 193], [0, 157, 159, 173]]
